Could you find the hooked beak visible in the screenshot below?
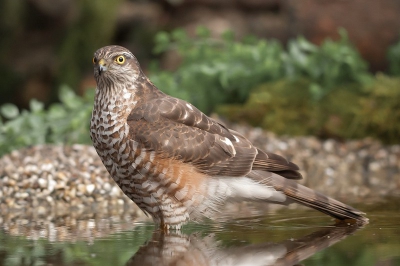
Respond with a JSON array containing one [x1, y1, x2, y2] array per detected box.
[[98, 58, 107, 75]]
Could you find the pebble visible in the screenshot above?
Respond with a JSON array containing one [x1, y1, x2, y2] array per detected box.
[[37, 206, 47, 216], [38, 178, 47, 188], [15, 192, 29, 199], [86, 184, 95, 195], [103, 183, 111, 192], [111, 186, 121, 197], [47, 179, 56, 193], [0, 123, 399, 223]]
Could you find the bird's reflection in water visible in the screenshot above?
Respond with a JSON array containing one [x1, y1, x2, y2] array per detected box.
[[127, 224, 362, 266]]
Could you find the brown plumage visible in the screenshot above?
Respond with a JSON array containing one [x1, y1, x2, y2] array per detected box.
[[90, 45, 368, 229]]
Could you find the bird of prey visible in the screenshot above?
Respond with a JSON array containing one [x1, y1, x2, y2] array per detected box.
[[90, 45, 368, 230]]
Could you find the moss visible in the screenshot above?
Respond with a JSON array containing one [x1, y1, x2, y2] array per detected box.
[[217, 79, 318, 136], [217, 75, 400, 144], [355, 74, 400, 142]]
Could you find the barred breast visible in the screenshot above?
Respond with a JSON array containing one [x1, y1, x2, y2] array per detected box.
[[89, 90, 212, 229]]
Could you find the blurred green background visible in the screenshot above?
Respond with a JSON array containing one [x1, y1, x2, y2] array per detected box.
[[1, 0, 400, 156]]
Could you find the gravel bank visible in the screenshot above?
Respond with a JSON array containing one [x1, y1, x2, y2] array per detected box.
[[1, 125, 399, 222], [0, 145, 143, 221]]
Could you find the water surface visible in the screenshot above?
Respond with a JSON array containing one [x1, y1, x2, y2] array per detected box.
[[1, 200, 399, 266]]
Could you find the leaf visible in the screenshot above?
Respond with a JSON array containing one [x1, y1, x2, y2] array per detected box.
[[171, 29, 187, 42], [153, 31, 171, 54], [0, 103, 19, 119], [59, 85, 76, 102], [196, 26, 211, 38], [29, 99, 44, 113], [58, 85, 82, 109], [309, 83, 323, 100]]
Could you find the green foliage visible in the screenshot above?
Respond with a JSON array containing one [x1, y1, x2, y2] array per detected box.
[[0, 86, 94, 156], [150, 27, 372, 113], [283, 29, 372, 100], [151, 27, 285, 113], [218, 74, 400, 144], [1, 28, 399, 156], [388, 36, 400, 76]]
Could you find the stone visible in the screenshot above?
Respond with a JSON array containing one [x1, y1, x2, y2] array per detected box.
[[86, 184, 95, 195], [37, 206, 47, 216], [38, 178, 48, 188], [47, 179, 56, 193]]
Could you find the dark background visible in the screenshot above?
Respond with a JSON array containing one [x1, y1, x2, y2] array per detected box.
[[1, 0, 400, 107]]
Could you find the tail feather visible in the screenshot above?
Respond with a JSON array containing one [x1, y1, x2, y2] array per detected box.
[[248, 170, 369, 224]]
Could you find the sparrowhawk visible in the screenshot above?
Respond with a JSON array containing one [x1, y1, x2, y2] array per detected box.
[[90, 45, 368, 230]]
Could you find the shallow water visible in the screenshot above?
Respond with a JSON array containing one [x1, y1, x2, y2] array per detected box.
[[1, 200, 399, 266]]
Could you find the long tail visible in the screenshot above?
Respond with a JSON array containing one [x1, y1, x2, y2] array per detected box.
[[248, 170, 369, 224]]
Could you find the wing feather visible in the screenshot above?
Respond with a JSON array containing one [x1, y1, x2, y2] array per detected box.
[[127, 95, 301, 179]]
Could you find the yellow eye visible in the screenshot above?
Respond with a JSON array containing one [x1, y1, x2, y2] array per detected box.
[[115, 55, 125, 64], [92, 57, 97, 64]]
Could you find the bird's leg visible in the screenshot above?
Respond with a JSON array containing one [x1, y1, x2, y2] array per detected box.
[[160, 222, 170, 234]]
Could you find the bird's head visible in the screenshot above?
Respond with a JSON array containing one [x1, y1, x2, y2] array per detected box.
[[93, 45, 142, 87]]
